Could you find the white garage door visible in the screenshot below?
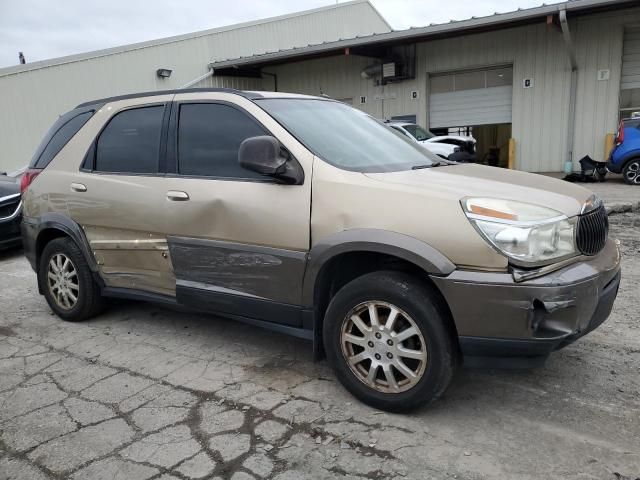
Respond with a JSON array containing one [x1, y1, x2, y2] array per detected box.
[[429, 67, 513, 128], [620, 27, 640, 117]]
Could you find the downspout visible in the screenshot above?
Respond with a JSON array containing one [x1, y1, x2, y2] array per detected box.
[[179, 67, 214, 89], [262, 71, 278, 92], [559, 9, 578, 173]]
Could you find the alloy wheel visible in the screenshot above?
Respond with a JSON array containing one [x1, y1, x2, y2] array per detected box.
[[340, 301, 428, 393], [625, 161, 640, 184], [47, 253, 79, 310]]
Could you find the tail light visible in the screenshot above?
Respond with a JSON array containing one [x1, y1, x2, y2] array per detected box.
[[20, 168, 42, 194], [615, 119, 625, 146]]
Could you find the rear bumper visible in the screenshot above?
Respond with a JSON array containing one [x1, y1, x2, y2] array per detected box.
[[606, 157, 623, 174], [21, 218, 37, 271], [431, 239, 621, 367]]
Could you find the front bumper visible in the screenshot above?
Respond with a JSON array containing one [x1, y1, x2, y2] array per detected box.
[[0, 215, 23, 250], [431, 238, 621, 367]]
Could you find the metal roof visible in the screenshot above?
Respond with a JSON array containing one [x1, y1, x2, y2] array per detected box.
[[209, 0, 636, 71], [0, 0, 390, 77]]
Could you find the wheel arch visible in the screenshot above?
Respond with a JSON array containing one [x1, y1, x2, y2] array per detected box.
[[303, 229, 459, 359], [33, 214, 97, 280]]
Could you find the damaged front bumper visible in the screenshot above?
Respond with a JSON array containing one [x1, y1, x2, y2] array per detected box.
[[431, 238, 621, 368]]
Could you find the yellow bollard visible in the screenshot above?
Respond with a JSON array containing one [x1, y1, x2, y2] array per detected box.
[[508, 138, 516, 169]]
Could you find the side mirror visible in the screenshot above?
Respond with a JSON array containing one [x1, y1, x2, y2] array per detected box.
[[238, 136, 304, 185]]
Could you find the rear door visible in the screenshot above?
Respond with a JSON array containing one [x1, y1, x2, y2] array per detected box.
[[67, 96, 176, 296], [163, 92, 313, 326]]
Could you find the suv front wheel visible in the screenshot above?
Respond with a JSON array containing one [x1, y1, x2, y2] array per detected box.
[[323, 271, 457, 412], [39, 237, 104, 321]]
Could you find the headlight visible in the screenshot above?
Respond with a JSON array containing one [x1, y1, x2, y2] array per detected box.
[[461, 197, 577, 266]]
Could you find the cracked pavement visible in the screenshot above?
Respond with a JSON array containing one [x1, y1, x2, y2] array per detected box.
[[1, 213, 640, 480]]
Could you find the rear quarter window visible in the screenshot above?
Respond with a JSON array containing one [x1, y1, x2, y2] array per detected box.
[[31, 111, 94, 169]]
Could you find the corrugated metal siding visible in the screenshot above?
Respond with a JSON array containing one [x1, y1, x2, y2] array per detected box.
[[621, 27, 640, 90], [429, 86, 513, 128], [273, 5, 640, 172], [0, 1, 390, 172]]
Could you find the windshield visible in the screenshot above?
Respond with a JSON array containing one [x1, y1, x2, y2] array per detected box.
[[256, 98, 440, 172], [402, 124, 434, 142]]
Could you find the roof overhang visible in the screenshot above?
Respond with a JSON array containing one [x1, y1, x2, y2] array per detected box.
[[210, 0, 638, 74]]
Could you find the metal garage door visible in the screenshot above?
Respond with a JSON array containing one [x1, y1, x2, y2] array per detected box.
[[429, 67, 513, 128], [620, 27, 640, 117]]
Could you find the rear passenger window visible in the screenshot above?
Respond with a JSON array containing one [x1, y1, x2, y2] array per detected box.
[[95, 106, 164, 173], [33, 111, 93, 169], [177, 103, 267, 179]]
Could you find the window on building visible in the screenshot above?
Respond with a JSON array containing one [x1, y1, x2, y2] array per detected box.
[[430, 75, 453, 94], [177, 103, 267, 179], [95, 106, 164, 173], [486, 67, 513, 88], [454, 71, 485, 90]]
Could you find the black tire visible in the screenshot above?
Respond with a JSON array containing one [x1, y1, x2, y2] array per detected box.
[[622, 158, 640, 185], [39, 237, 104, 322], [323, 271, 457, 412]]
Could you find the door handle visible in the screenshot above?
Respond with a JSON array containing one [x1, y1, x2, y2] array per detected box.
[[167, 190, 190, 201], [70, 183, 87, 192]]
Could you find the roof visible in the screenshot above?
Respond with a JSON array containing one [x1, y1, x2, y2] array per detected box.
[[0, 0, 390, 78], [74, 88, 328, 109], [209, 0, 637, 71]]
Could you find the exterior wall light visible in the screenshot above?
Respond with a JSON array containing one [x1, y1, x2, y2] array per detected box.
[[156, 68, 172, 78]]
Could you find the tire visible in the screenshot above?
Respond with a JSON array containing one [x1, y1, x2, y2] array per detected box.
[[323, 271, 457, 412], [39, 237, 104, 321], [622, 158, 640, 185]]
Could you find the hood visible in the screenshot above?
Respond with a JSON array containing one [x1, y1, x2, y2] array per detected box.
[[364, 164, 592, 217]]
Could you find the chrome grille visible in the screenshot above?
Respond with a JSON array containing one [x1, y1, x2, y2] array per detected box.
[[576, 205, 608, 256]]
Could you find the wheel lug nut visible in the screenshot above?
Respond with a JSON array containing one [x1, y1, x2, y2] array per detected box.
[[375, 332, 382, 339], [387, 339, 393, 346], [368, 341, 374, 348], [387, 352, 393, 359], [374, 353, 381, 360]]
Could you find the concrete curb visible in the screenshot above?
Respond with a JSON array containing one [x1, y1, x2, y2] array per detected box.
[[605, 201, 640, 216]]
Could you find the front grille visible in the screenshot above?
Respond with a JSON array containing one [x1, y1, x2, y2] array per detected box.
[[0, 195, 20, 219], [576, 205, 608, 256]]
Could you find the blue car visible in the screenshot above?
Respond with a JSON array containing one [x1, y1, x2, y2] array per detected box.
[[608, 117, 640, 184]]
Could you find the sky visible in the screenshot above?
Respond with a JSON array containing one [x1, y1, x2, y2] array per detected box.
[[0, 0, 564, 68]]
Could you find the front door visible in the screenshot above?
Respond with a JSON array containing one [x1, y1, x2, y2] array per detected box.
[[163, 92, 313, 326]]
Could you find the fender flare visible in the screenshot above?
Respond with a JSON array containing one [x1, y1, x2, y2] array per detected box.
[[31, 213, 98, 272], [301, 229, 456, 306]]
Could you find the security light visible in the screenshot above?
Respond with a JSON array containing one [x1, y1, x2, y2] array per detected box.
[[156, 68, 172, 78]]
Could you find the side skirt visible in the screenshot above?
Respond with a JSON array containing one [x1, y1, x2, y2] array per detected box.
[[101, 285, 314, 341]]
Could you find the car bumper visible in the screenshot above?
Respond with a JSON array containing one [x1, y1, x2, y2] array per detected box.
[[431, 238, 621, 367], [0, 215, 23, 250]]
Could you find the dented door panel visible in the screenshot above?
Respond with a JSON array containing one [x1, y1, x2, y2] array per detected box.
[[165, 92, 314, 310], [168, 236, 306, 304]]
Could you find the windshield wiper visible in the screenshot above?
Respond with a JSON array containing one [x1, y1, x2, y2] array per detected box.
[[412, 162, 440, 169]]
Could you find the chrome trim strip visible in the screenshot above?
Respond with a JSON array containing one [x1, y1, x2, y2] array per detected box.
[[510, 255, 588, 282], [465, 212, 568, 227], [0, 193, 21, 203], [0, 199, 22, 222], [89, 239, 168, 251]]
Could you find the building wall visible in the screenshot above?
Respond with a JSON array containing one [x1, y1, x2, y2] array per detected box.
[[272, 6, 640, 172], [0, 1, 390, 172]]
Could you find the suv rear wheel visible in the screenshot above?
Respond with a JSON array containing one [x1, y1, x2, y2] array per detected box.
[[323, 271, 456, 411], [39, 237, 104, 321], [622, 158, 640, 185]]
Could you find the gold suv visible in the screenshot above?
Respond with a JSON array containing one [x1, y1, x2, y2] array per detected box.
[[21, 89, 620, 411]]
